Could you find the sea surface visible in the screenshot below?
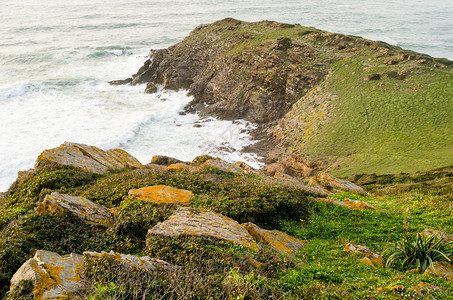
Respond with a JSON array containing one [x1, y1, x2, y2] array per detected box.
[[1, 0, 452, 191]]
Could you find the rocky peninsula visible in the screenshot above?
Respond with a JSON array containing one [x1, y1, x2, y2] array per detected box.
[[1, 19, 453, 299]]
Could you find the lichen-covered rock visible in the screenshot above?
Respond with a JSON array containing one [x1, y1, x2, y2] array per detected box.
[[344, 243, 385, 267], [166, 163, 191, 172], [423, 261, 453, 282], [318, 198, 380, 210], [242, 222, 306, 254], [83, 251, 179, 272], [311, 173, 366, 194], [37, 192, 114, 226], [409, 282, 443, 293], [150, 155, 183, 166], [269, 172, 330, 196], [149, 207, 258, 250], [128, 185, 193, 205], [10, 250, 84, 300], [420, 229, 453, 242], [34, 142, 142, 174], [197, 158, 260, 175]]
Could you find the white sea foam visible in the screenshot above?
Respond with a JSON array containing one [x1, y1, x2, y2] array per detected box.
[[0, 81, 43, 102]]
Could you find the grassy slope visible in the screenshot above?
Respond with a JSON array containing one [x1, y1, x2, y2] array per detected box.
[[1, 164, 453, 299]]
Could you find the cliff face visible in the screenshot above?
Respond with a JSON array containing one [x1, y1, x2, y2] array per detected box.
[[123, 18, 453, 176]]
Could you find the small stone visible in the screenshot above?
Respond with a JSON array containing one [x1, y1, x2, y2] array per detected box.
[[364, 74, 381, 81], [37, 192, 114, 226], [128, 185, 193, 205], [344, 243, 385, 267]]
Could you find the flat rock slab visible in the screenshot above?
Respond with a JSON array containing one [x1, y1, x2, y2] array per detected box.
[[344, 243, 385, 267], [424, 261, 453, 282], [312, 173, 366, 194], [318, 198, 380, 210], [242, 222, 306, 254], [37, 192, 114, 226], [197, 158, 260, 176], [34, 142, 142, 174], [10, 250, 84, 300], [128, 185, 193, 205], [83, 251, 179, 272], [149, 207, 258, 250]]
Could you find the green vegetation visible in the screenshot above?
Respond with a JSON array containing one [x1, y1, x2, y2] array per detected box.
[[0, 162, 452, 299]]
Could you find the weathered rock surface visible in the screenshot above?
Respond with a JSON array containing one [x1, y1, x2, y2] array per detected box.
[[35, 142, 143, 174], [83, 251, 179, 272], [318, 198, 380, 210], [344, 243, 385, 267], [37, 192, 114, 226], [263, 172, 330, 196], [423, 261, 453, 282], [150, 155, 183, 166], [420, 229, 453, 242], [197, 158, 261, 175], [311, 173, 366, 194], [242, 222, 306, 254], [149, 207, 259, 250], [10, 250, 84, 300], [166, 162, 191, 172], [409, 282, 443, 293], [128, 185, 193, 205]]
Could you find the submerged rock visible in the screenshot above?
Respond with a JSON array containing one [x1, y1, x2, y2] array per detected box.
[[10, 250, 84, 300], [34, 142, 143, 174], [149, 207, 259, 250], [128, 185, 193, 205], [37, 192, 114, 226], [242, 222, 306, 254]]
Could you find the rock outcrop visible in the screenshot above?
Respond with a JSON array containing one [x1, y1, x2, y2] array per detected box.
[[196, 158, 261, 175], [423, 261, 453, 282], [34, 142, 143, 174], [420, 229, 453, 242], [37, 192, 114, 226], [10, 250, 84, 300], [128, 185, 193, 206], [343, 243, 385, 267], [310, 173, 366, 194], [149, 207, 259, 250], [242, 222, 306, 254], [318, 198, 380, 210]]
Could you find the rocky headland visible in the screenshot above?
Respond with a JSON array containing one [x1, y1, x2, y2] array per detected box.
[[115, 18, 453, 177]]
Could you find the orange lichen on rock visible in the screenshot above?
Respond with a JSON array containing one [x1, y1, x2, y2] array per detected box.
[[166, 163, 191, 172], [37, 192, 114, 226], [318, 198, 379, 210], [128, 185, 193, 205], [242, 222, 306, 254], [409, 282, 443, 293], [10, 250, 84, 300], [311, 173, 366, 194], [197, 158, 260, 175], [344, 243, 385, 267], [420, 229, 453, 242], [423, 261, 453, 282], [34, 142, 142, 174], [149, 207, 259, 250]]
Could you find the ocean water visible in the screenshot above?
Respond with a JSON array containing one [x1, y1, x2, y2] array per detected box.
[[1, 0, 452, 191]]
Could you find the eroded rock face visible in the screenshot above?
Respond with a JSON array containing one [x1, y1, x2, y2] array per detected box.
[[149, 207, 258, 250], [128, 185, 193, 205], [83, 251, 179, 272], [34, 142, 143, 174], [424, 261, 453, 282], [344, 243, 385, 267], [37, 192, 114, 226], [10, 250, 84, 300], [242, 222, 306, 254]]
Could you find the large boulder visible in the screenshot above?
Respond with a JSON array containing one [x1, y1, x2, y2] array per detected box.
[[10, 250, 84, 300], [37, 192, 114, 226], [128, 185, 193, 205], [196, 158, 261, 175], [34, 142, 143, 174], [242, 222, 306, 254], [149, 207, 258, 250]]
